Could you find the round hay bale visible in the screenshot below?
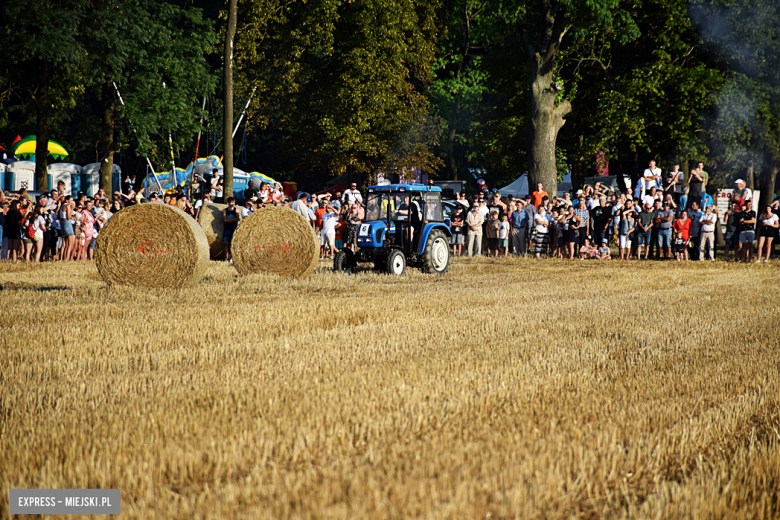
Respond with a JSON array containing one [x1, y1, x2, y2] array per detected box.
[[197, 203, 228, 260], [95, 203, 210, 288], [231, 206, 319, 277]]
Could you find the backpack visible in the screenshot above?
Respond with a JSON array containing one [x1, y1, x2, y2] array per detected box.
[[25, 220, 37, 239]]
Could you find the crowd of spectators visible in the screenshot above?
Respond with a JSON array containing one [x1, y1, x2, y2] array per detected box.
[[1, 162, 778, 265], [448, 162, 779, 263]]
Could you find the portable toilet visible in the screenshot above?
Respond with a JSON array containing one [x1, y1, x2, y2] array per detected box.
[[83, 167, 99, 196], [70, 168, 82, 194], [84, 163, 123, 195], [6, 160, 36, 191], [0, 163, 6, 192], [47, 163, 80, 196], [232, 168, 249, 205]]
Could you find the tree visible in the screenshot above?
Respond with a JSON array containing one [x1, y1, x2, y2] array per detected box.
[[1, 0, 89, 191], [233, 0, 440, 181], [492, 0, 639, 194], [691, 0, 780, 209], [430, 0, 491, 180], [82, 0, 216, 192], [567, 0, 721, 186], [97, 2, 215, 190]]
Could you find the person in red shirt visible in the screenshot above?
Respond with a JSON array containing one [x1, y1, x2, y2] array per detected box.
[[673, 210, 691, 261], [530, 183, 548, 209]]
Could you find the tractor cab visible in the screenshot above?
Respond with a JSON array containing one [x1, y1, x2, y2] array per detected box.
[[334, 184, 451, 275]]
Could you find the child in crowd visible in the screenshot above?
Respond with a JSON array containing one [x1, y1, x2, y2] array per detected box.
[[485, 209, 500, 257], [450, 206, 464, 257], [596, 238, 611, 260], [579, 237, 597, 259], [498, 215, 510, 257]]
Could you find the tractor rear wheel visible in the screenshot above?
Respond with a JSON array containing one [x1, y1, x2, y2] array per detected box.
[[385, 249, 406, 276], [333, 249, 355, 274], [421, 229, 450, 274]]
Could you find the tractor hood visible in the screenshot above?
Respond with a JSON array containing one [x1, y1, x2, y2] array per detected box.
[[356, 220, 394, 247]]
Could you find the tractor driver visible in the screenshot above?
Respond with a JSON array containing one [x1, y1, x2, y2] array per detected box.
[[396, 195, 410, 220], [396, 195, 422, 245]]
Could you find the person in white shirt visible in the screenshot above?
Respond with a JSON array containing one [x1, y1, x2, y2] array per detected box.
[[290, 193, 312, 224], [498, 215, 510, 257], [642, 160, 661, 197], [477, 200, 489, 221], [342, 183, 362, 205], [208, 169, 223, 202], [586, 193, 599, 210], [240, 199, 255, 219], [699, 205, 718, 261], [193, 193, 211, 219], [733, 179, 752, 202], [319, 204, 339, 259]]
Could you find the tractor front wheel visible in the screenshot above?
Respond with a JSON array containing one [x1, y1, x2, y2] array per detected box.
[[333, 249, 355, 274], [385, 249, 406, 276], [421, 229, 450, 274]]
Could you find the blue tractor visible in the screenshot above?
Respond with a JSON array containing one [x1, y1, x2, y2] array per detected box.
[[333, 183, 452, 275]]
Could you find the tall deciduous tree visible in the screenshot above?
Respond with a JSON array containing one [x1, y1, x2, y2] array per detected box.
[[1, 0, 88, 190], [568, 0, 721, 185], [233, 0, 440, 180], [431, 0, 491, 180], [101, 2, 215, 188], [493, 0, 639, 194]]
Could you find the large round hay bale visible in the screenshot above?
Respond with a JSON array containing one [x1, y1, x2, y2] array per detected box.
[[231, 206, 319, 277], [197, 202, 227, 260], [95, 203, 210, 288]]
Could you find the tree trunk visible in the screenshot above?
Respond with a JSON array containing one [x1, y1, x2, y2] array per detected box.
[[746, 159, 754, 191], [223, 0, 238, 198], [760, 149, 778, 210], [34, 61, 53, 192], [527, 67, 569, 195], [447, 126, 457, 180], [98, 83, 116, 193], [521, 0, 570, 197]]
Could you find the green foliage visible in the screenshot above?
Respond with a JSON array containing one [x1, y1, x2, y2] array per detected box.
[[231, 0, 442, 177], [568, 0, 722, 172], [109, 1, 217, 169], [429, 0, 493, 178]]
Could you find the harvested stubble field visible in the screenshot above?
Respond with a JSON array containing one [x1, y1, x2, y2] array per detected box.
[[1, 258, 779, 519]]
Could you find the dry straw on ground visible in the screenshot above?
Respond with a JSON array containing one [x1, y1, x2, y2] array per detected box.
[[95, 203, 209, 288], [1, 257, 778, 518], [232, 206, 319, 277], [197, 202, 228, 260]]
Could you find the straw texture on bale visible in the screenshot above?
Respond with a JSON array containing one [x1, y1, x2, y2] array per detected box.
[[197, 203, 228, 260], [231, 206, 319, 277], [95, 203, 210, 288]]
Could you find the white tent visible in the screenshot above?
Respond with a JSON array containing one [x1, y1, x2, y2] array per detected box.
[[498, 172, 572, 198], [498, 174, 529, 197]]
